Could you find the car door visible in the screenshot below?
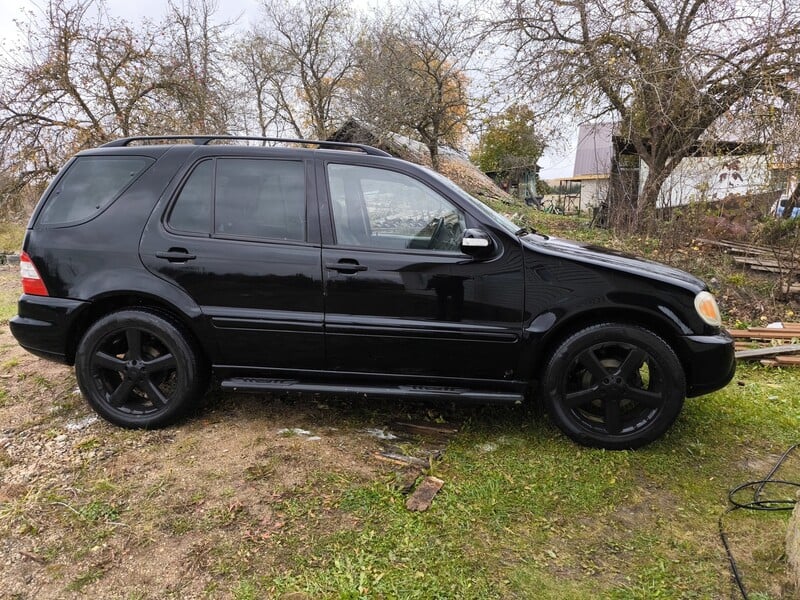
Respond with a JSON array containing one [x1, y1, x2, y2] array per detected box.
[[318, 159, 525, 381], [140, 155, 324, 370]]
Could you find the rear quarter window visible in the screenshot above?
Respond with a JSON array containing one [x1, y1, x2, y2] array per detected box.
[[37, 156, 154, 225]]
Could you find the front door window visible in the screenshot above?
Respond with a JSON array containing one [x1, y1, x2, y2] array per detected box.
[[327, 164, 465, 251]]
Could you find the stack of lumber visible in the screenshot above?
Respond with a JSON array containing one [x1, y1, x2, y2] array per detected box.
[[696, 238, 800, 277], [729, 322, 800, 366]]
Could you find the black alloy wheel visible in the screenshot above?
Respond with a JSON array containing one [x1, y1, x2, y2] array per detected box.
[[542, 323, 685, 449], [75, 310, 204, 428]]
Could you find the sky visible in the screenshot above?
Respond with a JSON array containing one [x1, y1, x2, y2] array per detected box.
[[0, 0, 576, 178]]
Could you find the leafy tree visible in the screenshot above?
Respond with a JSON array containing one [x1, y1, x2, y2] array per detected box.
[[495, 0, 800, 231], [473, 105, 544, 180]]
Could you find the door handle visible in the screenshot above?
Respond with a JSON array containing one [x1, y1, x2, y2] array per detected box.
[[156, 248, 196, 262], [325, 261, 367, 274]]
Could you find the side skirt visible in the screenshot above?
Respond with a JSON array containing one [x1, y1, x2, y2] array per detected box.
[[219, 377, 525, 404]]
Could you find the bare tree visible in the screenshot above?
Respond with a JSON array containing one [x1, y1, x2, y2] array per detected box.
[[351, 1, 479, 170], [230, 31, 286, 137], [163, 0, 235, 133], [496, 0, 800, 230], [0, 0, 170, 189], [253, 0, 357, 139]]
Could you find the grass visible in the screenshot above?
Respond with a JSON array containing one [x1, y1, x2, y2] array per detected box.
[[0, 270, 18, 323], [255, 368, 799, 599], [0, 222, 24, 254]]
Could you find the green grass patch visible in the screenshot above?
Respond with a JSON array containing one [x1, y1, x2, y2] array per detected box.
[[0, 222, 24, 254], [0, 269, 20, 323], [250, 365, 800, 599]]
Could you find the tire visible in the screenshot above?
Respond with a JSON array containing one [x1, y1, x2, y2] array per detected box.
[[541, 323, 685, 449], [75, 309, 205, 428]]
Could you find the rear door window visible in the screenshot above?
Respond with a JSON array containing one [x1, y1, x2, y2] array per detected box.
[[167, 157, 307, 242], [38, 156, 154, 225], [214, 158, 306, 241]]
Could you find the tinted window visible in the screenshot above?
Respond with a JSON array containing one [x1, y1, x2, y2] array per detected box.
[[327, 164, 465, 251], [38, 156, 154, 225], [168, 160, 213, 233], [214, 159, 306, 241]]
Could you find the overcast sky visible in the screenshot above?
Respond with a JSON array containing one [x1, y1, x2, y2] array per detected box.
[[0, 0, 575, 179]]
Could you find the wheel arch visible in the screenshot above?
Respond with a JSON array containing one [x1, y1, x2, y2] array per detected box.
[[66, 291, 214, 366], [528, 306, 692, 386]]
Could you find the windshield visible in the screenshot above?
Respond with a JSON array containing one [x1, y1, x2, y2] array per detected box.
[[424, 168, 521, 236]]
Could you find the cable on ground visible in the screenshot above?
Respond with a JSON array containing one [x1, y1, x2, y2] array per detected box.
[[719, 443, 800, 599]]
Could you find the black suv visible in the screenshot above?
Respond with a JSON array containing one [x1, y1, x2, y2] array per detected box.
[[10, 135, 735, 449]]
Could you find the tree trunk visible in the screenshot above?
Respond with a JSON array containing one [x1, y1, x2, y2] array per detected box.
[[612, 157, 676, 233], [428, 143, 440, 171]]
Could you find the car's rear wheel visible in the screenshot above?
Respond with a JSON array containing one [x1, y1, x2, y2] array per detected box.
[[75, 309, 204, 428], [542, 323, 685, 449]]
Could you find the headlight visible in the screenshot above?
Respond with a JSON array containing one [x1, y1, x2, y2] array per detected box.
[[694, 291, 721, 327]]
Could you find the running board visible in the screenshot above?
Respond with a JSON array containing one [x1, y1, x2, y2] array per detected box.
[[220, 377, 524, 404]]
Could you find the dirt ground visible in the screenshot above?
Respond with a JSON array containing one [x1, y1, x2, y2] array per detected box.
[[0, 267, 450, 599]]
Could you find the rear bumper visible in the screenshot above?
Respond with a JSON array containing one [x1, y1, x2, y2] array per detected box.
[[9, 294, 87, 365], [679, 332, 736, 397]]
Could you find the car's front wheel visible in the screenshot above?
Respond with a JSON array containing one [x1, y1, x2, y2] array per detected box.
[[541, 323, 685, 449], [75, 309, 205, 428]]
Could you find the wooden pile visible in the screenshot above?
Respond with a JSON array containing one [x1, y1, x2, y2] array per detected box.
[[697, 238, 800, 278], [730, 322, 800, 367]]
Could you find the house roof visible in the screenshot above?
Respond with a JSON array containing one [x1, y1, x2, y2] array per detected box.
[[573, 123, 614, 178]]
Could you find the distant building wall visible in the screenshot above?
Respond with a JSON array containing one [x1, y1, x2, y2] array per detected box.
[[639, 155, 773, 207], [579, 179, 609, 210]]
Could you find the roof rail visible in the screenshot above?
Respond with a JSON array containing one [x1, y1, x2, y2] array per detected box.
[[100, 135, 392, 157]]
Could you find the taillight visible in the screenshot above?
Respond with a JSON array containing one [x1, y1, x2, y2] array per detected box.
[[20, 252, 49, 296]]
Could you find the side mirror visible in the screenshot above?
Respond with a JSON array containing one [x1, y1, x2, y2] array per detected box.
[[461, 228, 494, 257]]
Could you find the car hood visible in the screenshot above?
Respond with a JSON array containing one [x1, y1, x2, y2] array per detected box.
[[521, 234, 707, 292]]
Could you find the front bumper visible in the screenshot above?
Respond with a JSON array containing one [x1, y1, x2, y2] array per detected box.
[[9, 294, 88, 365], [679, 331, 736, 397]]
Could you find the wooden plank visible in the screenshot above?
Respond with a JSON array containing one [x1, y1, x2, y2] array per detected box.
[[695, 238, 791, 258], [760, 359, 780, 367], [748, 265, 788, 274], [406, 476, 444, 511], [727, 329, 756, 339], [747, 326, 800, 334], [774, 355, 800, 365], [732, 256, 784, 266], [729, 330, 800, 340], [735, 344, 800, 359], [376, 452, 430, 468], [732, 256, 800, 271], [391, 421, 459, 436]]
